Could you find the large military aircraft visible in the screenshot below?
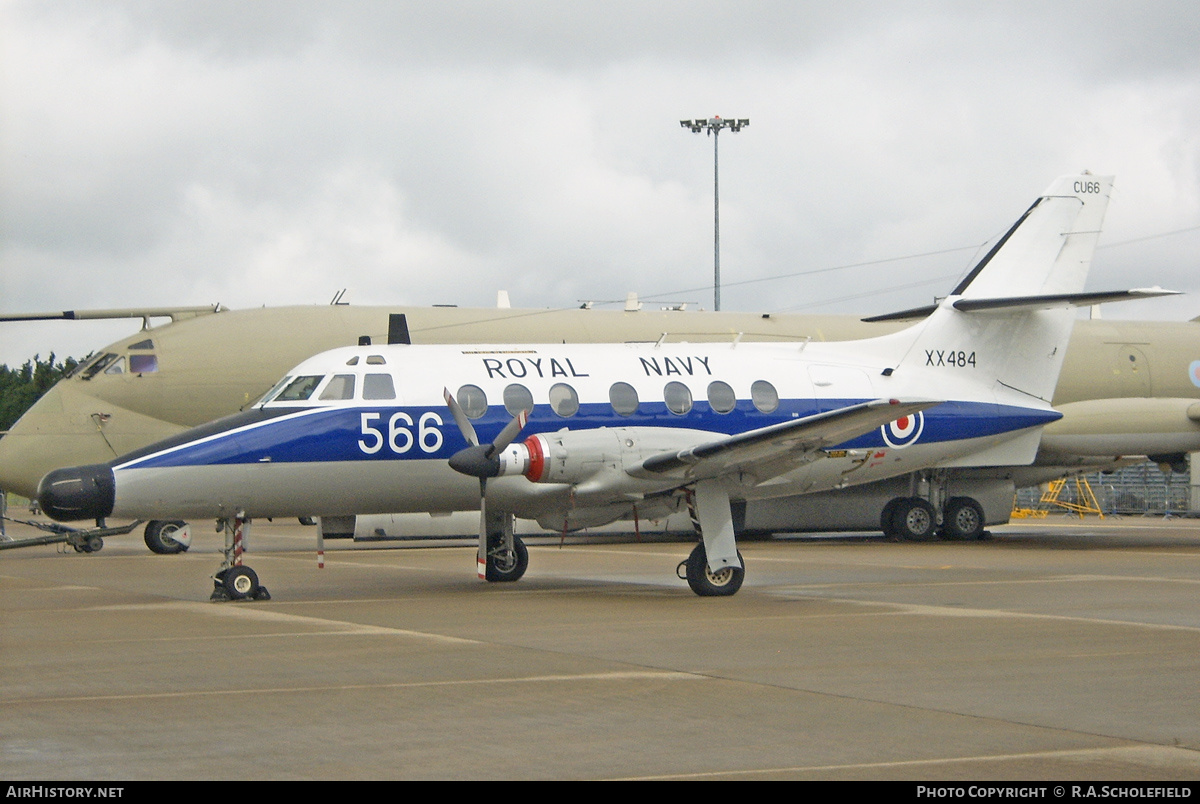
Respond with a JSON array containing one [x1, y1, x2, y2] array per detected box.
[[36, 173, 1176, 596]]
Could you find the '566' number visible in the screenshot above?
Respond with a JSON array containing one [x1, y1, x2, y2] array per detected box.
[[358, 412, 444, 455]]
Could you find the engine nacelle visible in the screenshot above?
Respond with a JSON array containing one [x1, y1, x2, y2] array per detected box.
[[495, 428, 701, 486]]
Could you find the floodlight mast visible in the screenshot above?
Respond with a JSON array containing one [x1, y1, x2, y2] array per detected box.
[[680, 116, 748, 311]]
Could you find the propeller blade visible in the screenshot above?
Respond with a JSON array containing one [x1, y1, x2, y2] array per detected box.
[[443, 387, 479, 447], [492, 408, 529, 454]]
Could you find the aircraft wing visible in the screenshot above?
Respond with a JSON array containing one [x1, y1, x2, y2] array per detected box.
[[638, 398, 940, 482]]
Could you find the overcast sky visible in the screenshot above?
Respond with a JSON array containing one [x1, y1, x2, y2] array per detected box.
[[2, 1, 1198, 367]]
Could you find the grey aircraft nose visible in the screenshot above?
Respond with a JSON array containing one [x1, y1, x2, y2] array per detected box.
[[37, 464, 116, 522]]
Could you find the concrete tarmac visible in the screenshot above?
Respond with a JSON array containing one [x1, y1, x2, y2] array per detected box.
[[2, 515, 1200, 780]]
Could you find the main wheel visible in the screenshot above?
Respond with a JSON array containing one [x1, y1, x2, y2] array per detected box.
[[941, 497, 985, 540], [144, 520, 188, 554], [485, 534, 529, 583], [222, 566, 260, 600], [880, 498, 903, 540], [684, 543, 745, 597], [891, 498, 937, 541]]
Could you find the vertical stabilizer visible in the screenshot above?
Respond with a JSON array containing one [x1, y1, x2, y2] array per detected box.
[[881, 174, 1114, 404]]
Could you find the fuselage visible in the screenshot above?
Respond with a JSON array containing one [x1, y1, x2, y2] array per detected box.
[[63, 338, 1059, 524]]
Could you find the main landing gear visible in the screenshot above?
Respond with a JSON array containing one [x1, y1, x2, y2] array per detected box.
[[681, 481, 746, 597], [881, 495, 986, 541], [210, 515, 270, 601]]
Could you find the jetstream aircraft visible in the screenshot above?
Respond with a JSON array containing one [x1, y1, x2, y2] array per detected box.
[[38, 174, 1170, 597]]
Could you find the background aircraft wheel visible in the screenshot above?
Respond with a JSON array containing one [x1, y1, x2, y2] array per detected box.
[[684, 543, 745, 597], [222, 566, 260, 600], [485, 534, 528, 583], [880, 498, 902, 541], [144, 520, 189, 554], [940, 497, 985, 540], [891, 498, 937, 541]]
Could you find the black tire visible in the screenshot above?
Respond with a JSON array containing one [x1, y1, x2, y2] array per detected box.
[[891, 498, 937, 541], [222, 566, 260, 600], [685, 543, 745, 597], [485, 534, 529, 583], [144, 520, 188, 554], [880, 498, 903, 540], [941, 497, 985, 540]]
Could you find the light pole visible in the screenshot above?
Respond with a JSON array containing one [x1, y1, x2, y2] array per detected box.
[[681, 116, 748, 311]]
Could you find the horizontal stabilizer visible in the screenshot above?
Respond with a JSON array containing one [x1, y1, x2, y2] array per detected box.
[[863, 288, 1178, 323], [639, 398, 939, 480]]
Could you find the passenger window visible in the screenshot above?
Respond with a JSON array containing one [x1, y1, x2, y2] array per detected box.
[[504, 384, 534, 416], [664, 381, 693, 415], [707, 381, 736, 414], [751, 380, 779, 413], [104, 357, 126, 375], [609, 382, 639, 416], [457, 384, 488, 419], [366, 355, 387, 365], [363, 373, 396, 400], [549, 383, 579, 417], [129, 354, 158, 374], [319, 374, 357, 401], [276, 375, 324, 401]]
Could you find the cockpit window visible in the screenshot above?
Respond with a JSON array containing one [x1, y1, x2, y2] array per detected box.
[[257, 375, 293, 406], [345, 356, 360, 366], [129, 354, 158, 374], [366, 355, 387, 365], [128, 339, 154, 350], [78, 353, 119, 380], [104, 357, 126, 375], [363, 373, 396, 400], [275, 375, 324, 402], [319, 374, 356, 401]]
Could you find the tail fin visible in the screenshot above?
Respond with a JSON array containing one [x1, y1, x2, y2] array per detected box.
[[880, 173, 1115, 403]]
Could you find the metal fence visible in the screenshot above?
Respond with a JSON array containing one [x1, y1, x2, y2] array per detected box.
[[1015, 461, 1194, 516]]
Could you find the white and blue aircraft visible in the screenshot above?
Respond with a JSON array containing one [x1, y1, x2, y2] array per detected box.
[[38, 173, 1168, 597]]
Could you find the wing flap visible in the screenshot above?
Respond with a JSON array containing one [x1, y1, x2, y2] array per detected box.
[[638, 398, 940, 481]]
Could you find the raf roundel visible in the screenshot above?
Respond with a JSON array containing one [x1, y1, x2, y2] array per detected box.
[[881, 411, 924, 448]]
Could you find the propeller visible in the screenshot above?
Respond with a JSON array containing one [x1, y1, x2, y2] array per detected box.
[[443, 389, 530, 578]]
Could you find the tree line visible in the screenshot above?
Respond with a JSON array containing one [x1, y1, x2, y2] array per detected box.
[[0, 354, 81, 432]]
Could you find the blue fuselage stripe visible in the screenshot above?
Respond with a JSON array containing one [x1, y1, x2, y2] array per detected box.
[[116, 400, 1059, 470]]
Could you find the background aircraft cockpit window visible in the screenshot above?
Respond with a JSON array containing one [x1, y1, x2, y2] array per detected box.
[[362, 373, 396, 400], [78, 353, 119, 380], [318, 374, 356, 401], [128, 339, 154, 350], [549, 383, 579, 417], [366, 355, 387, 365], [104, 357, 126, 375], [664, 381, 693, 415], [129, 354, 158, 374], [503, 383, 533, 416], [275, 375, 324, 402], [609, 382, 639, 416], [707, 381, 736, 414], [751, 380, 779, 413], [457, 384, 488, 419]]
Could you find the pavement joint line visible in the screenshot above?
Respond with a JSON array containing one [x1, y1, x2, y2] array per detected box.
[[3, 670, 704, 705], [614, 743, 1200, 780]]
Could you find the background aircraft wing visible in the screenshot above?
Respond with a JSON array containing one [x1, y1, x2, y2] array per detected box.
[[638, 398, 940, 482]]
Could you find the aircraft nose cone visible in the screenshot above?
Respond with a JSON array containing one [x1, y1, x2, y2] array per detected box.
[[36, 464, 116, 522]]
